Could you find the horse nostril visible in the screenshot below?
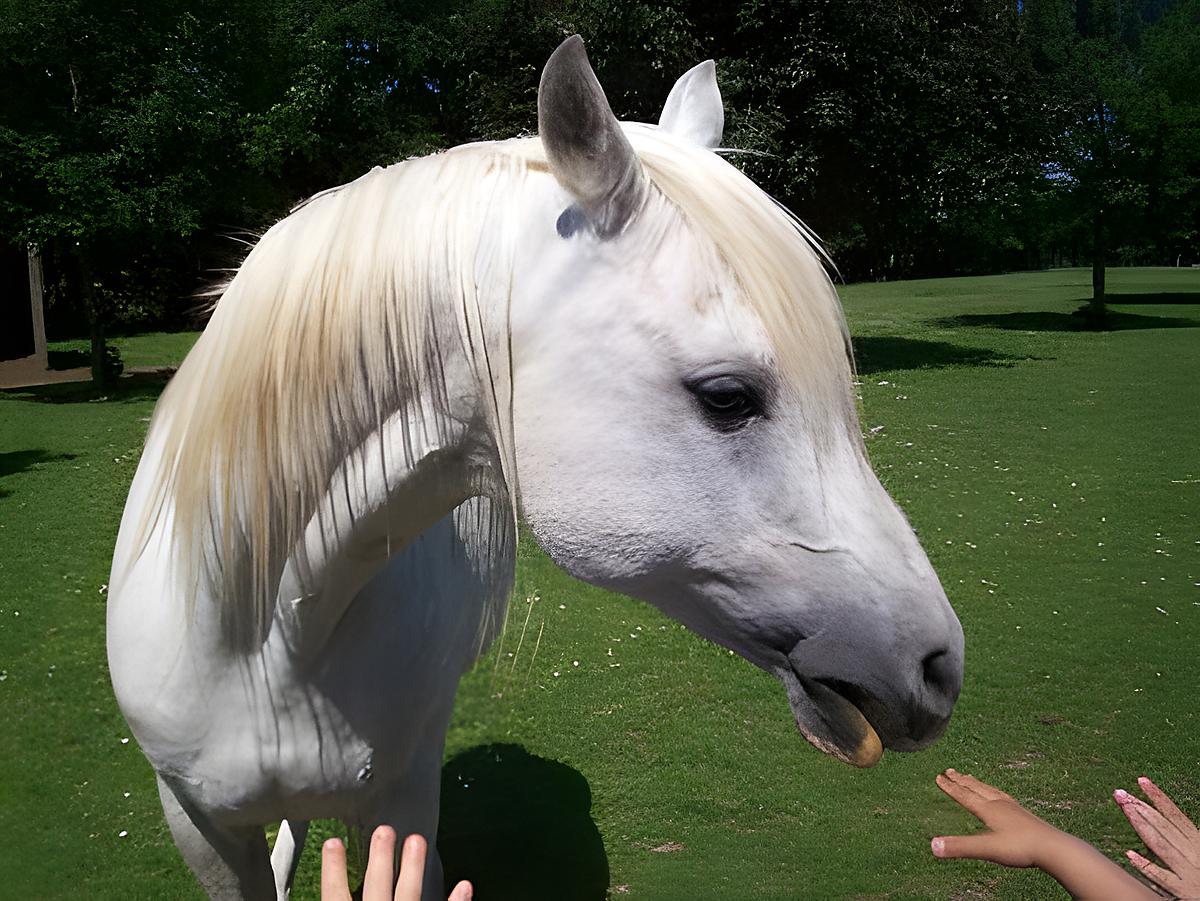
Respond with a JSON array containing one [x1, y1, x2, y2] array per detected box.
[[921, 648, 954, 694]]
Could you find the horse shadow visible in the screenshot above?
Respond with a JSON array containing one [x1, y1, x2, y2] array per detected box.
[[439, 743, 609, 900], [851, 336, 1034, 375]]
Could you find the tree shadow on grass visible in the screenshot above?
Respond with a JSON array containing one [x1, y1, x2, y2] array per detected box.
[[0, 449, 78, 498], [2, 371, 170, 405], [47, 348, 90, 370], [439, 743, 608, 901], [1104, 292, 1200, 305], [932, 302, 1200, 333], [852, 336, 1035, 376]]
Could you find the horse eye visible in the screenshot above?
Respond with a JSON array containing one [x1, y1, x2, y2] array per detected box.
[[691, 376, 762, 431]]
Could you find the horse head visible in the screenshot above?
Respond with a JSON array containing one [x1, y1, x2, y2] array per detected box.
[[510, 36, 963, 768]]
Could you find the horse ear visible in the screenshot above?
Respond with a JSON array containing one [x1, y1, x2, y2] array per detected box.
[[659, 60, 723, 148], [538, 35, 646, 238]]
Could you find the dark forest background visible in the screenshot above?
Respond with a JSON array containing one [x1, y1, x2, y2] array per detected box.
[[2, 0, 1198, 370]]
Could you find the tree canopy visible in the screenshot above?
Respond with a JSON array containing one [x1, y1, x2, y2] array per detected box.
[[2, 0, 1197, 373]]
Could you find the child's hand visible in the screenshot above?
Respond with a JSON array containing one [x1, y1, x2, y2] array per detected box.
[[321, 826, 472, 901], [1116, 776, 1200, 899], [930, 769, 1063, 868]]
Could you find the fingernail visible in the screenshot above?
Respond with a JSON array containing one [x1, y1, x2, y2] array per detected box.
[[946, 768, 958, 776], [931, 837, 945, 857], [1114, 788, 1131, 802], [1138, 776, 1152, 788]]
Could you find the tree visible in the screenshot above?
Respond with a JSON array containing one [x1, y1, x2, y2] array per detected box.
[[715, 0, 1047, 281], [0, 0, 245, 384]]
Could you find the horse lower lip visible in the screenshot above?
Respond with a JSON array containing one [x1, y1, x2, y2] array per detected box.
[[783, 668, 883, 767]]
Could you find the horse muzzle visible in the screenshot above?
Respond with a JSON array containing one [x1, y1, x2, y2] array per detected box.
[[776, 621, 963, 768]]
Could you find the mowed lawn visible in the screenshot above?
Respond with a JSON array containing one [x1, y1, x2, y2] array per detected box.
[[0, 268, 1196, 899]]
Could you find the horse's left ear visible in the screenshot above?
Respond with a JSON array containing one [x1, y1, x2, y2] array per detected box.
[[538, 35, 647, 239], [659, 60, 723, 148]]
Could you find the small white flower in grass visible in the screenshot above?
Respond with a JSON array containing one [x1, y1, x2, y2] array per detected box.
[[118, 830, 128, 838], [123, 792, 131, 798], [878, 380, 890, 386], [99, 584, 107, 595], [552, 671, 561, 677], [120, 737, 129, 744], [558, 604, 566, 610], [572, 661, 579, 667], [1156, 607, 1168, 615]]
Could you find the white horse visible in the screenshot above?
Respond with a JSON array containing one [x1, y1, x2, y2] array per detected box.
[[108, 36, 963, 900]]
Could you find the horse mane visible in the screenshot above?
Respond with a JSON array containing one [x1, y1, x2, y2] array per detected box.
[[134, 126, 853, 647]]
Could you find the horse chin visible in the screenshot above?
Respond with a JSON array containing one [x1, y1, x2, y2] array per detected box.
[[777, 666, 883, 768]]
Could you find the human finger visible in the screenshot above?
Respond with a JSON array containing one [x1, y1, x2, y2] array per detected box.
[[945, 769, 1012, 802], [1126, 849, 1186, 897], [321, 837, 353, 901], [448, 880, 474, 901], [362, 826, 397, 900], [932, 832, 1007, 862], [1139, 777, 1200, 842], [1116, 791, 1191, 871], [394, 833, 427, 901], [936, 771, 996, 822]]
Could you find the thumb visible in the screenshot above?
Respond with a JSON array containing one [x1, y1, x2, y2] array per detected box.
[[932, 833, 1003, 861]]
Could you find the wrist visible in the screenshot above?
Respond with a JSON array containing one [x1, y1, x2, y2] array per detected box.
[[1029, 824, 1075, 871]]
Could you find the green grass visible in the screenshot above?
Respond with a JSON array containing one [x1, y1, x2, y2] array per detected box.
[[46, 330, 202, 371], [1, 268, 1197, 899]]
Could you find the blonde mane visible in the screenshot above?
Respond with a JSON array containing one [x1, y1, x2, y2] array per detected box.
[[137, 128, 853, 643]]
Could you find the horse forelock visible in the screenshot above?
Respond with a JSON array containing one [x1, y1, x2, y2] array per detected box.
[[624, 125, 857, 434]]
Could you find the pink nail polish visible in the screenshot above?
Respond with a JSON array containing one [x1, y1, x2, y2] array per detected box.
[[1114, 789, 1131, 802], [931, 837, 945, 857]]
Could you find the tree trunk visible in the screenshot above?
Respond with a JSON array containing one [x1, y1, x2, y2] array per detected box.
[[89, 312, 106, 389], [27, 246, 48, 369], [1090, 207, 1107, 326], [78, 254, 106, 389]]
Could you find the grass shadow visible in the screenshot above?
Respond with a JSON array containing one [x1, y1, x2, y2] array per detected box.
[[852, 336, 1032, 375], [0, 449, 78, 498], [2, 371, 170, 405], [933, 303, 1200, 333], [439, 743, 608, 900], [1104, 292, 1200, 305]]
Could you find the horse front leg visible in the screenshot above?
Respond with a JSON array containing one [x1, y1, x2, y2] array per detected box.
[[360, 741, 447, 901], [156, 774, 276, 901]]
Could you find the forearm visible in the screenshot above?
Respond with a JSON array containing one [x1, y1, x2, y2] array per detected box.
[[1036, 831, 1159, 900]]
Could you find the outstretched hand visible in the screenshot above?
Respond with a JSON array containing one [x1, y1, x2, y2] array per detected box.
[[321, 826, 472, 901], [930, 768, 1060, 868], [1116, 776, 1200, 900]]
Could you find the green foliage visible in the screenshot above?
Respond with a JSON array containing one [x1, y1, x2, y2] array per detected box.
[[1, 0, 1198, 338]]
